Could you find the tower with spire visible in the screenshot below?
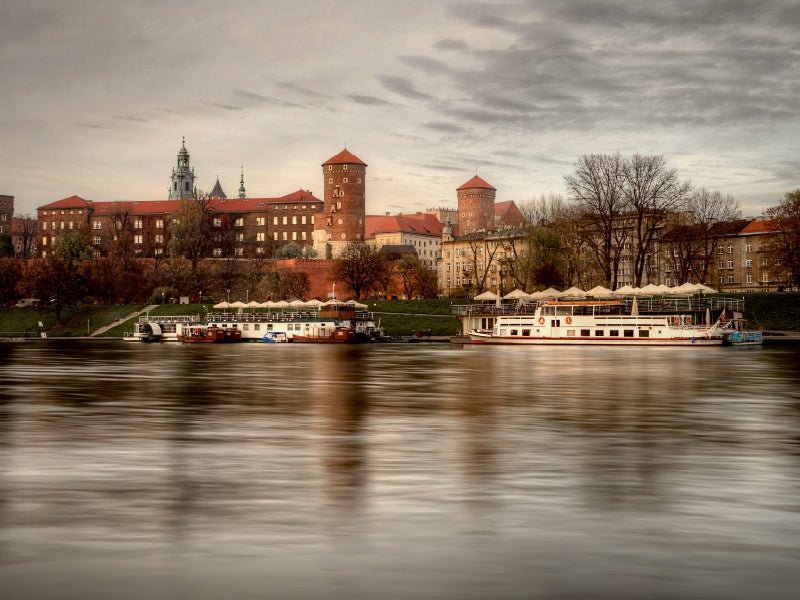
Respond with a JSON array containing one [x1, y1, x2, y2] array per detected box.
[[168, 137, 197, 200], [237, 166, 246, 199]]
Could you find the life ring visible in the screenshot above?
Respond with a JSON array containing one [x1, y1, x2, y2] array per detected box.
[[565, 316, 572, 325], [673, 316, 680, 325], [538, 317, 545, 325]]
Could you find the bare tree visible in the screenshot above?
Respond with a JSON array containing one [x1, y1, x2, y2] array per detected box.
[[14, 215, 38, 258], [621, 155, 691, 286], [169, 194, 213, 274], [686, 188, 740, 283], [565, 154, 628, 288]]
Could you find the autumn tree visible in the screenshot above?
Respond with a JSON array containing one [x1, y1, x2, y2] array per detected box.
[[330, 242, 382, 299], [169, 195, 213, 274], [765, 189, 800, 288], [0, 257, 22, 305], [282, 270, 311, 299], [684, 188, 740, 283]]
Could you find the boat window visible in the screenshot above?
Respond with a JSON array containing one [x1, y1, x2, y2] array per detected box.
[[595, 330, 604, 336], [639, 330, 649, 337], [566, 330, 576, 336], [267, 324, 273, 330], [242, 324, 249, 331], [541, 306, 555, 316], [522, 329, 530, 336], [555, 306, 572, 316], [581, 329, 590, 337], [500, 329, 507, 336], [609, 330, 619, 337], [254, 324, 260, 331], [624, 330, 634, 337], [510, 329, 518, 336]]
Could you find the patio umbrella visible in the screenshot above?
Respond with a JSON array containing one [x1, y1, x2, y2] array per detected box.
[[474, 290, 498, 301], [213, 301, 230, 309], [585, 285, 613, 297]]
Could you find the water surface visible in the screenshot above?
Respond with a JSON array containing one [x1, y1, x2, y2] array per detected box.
[[1, 341, 799, 598]]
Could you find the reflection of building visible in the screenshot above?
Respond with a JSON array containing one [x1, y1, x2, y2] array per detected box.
[[365, 212, 443, 270], [37, 141, 323, 258], [313, 149, 367, 259]]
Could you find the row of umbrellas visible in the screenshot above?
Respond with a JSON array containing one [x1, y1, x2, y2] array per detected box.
[[474, 282, 718, 302], [212, 299, 369, 310]]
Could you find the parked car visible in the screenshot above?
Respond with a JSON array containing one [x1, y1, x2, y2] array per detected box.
[[14, 298, 40, 308]]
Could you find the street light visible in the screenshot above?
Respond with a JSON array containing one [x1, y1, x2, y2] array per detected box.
[[227, 288, 230, 302], [199, 290, 202, 305]]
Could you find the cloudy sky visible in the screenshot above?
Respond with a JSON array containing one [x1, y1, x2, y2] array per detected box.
[[2, 0, 798, 218]]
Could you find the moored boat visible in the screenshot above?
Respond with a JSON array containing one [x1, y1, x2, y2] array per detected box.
[[292, 326, 357, 343], [468, 300, 723, 345], [177, 325, 242, 343]]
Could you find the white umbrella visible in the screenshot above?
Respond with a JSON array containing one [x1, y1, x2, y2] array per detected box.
[[631, 296, 639, 316], [289, 299, 306, 307], [474, 290, 498, 301], [305, 299, 324, 308], [345, 299, 368, 310], [696, 283, 718, 294], [213, 301, 230, 309], [503, 289, 531, 300], [273, 300, 290, 308], [585, 285, 613, 297], [247, 301, 262, 308], [560, 286, 586, 298], [612, 285, 636, 296], [638, 283, 661, 295], [656, 284, 673, 294], [675, 282, 699, 294], [230, 301, 247, 308], [533, 287, 563, 299]]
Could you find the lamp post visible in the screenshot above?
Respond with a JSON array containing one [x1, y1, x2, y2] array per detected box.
[[199, 290, 202, 305], [227, 288, 230, 303]]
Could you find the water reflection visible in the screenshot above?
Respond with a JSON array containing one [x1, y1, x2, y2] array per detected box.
[[0, 341, 799, 598]]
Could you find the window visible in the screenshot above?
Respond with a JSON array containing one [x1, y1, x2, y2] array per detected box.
[[155, 234, 164, 243], [624, 330, 634, 337], [213, 248, 222, 257], [282, 232, 287, 241], [745, 259, 752, 267], [292, 216, 297, 225], [763, 273, 769, 282], [273, 232, 278, 240], [746, 243, 752, 252], [762, 258, 769, 266], [273, 216, 278, 225], [728, 244, 734, 254], [256, 232, 265, 241], [727, 260, 734, 269], [292, 232, 297, 240], [717, 246, 724, 254], [156, 219, 164, 229], [235, 217, 244, 227], [236, 233, 244, 242], [746, 273, 753, 284], [93, 221, 102, 230], [93, 236, 101, 245], [42, 222, 48, 230], [301, 215, 307, 224], [134, 219, 143, 229], [235, 247, 243, 256], [728, 275, 734, 283], [639, 330, 650, 338], [155, 248, 163, 256], [718, 260, 724, 269], [213, 218, 222, 227], [282, 216, 287, 225], [301, 232, 306, 240], [69, 221, 74, 229], [594, 330, 604, 336], [256, 217, 265, 226]]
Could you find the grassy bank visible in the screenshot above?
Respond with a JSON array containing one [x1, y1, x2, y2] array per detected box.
[[2, 293, 797, 338]]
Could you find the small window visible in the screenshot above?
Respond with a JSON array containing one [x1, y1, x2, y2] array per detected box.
[[624, 330, 634, 337], [639, 330, 649, 338], [581, 329, 590, 336], [595, 330, 604, 337], [609, 330, 619, 337]]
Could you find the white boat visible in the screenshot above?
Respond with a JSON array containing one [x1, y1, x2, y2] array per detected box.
[[467, 300, 723, 345]]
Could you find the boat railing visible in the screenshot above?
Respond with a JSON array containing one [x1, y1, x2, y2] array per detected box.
[[138, 314, 200, 324], [451, 295, 745, 316], [207, 309, 376, 322]]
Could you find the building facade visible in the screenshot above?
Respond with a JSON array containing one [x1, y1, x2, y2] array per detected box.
[[0, 194, 13, 240], [365, 212, 443, 270]]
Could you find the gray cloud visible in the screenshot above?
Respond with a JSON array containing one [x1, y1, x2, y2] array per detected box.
[[347, 95, 391, 106], [376, 75, 435, 101]]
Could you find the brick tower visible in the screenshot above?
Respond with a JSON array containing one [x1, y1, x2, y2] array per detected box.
[[457, 175, 496, 233], [313, 148, 367, 259]]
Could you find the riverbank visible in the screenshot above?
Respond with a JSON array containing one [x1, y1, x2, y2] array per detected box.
[[2, 292, 798, 339]]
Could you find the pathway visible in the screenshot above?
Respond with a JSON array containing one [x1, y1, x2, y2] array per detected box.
[[90, 305, 159, 337]]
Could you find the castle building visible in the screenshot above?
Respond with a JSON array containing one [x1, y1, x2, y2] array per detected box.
[[365, 212, 443, 270], [37, 141, 323, 259], [457, 175, 496, 234], [313, 149, 367, 259]]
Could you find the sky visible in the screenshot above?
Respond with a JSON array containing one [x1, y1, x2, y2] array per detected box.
[[2, 0, 798, 218]]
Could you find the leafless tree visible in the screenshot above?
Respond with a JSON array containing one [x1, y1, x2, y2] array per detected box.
[[621, 155, 691, 286], [14, 214, 38, 258], [764, 189, 800, 288]]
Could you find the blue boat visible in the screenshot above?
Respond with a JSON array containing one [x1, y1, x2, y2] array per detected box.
[[723, 330, 763, 346]]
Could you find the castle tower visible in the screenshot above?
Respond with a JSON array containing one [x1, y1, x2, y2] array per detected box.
[[457, 175, 496, 234], [168, 137, 196, 200], [237, 166, 246, 199], [313, 148, 367, 259]]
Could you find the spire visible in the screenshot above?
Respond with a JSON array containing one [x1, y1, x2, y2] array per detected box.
[[209, 175, 227, 199], [169, 138, 196, 200], [237, 165, 246, 199]]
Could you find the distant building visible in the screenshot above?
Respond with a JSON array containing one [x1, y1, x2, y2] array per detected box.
[[365, 212, 443, 270], [0, 194, 13, 240]]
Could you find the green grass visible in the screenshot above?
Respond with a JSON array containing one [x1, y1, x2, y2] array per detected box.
[[0, 304, 144, 337]]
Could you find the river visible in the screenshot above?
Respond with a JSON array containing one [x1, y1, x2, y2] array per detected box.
[[1, 340, 799, 599]]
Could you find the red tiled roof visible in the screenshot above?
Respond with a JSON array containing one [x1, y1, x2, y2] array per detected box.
[[365, 212, 444, 239], [38, 195, 92, 210], [61, 190, 323, 217], [322, 148, 367, 167], [494, 200, 514, 217], [740, 219, 777, 234], [457, 175, 495, 191]]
